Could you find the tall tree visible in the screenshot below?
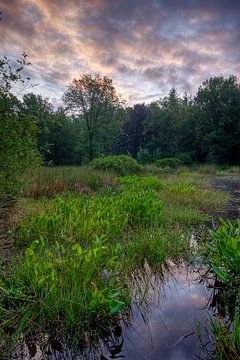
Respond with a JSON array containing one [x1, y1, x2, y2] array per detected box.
[[121, 103, 146, 158], [195, 75, 240, 163], [63, 74, 125, 160]]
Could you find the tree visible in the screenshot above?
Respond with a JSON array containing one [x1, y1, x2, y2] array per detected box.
[[0, 55, 40, 201], [22, 93, 54, 163], [195, 75, 240, 163], [63, 74, 125, 160], [121, 104, 146, 158]]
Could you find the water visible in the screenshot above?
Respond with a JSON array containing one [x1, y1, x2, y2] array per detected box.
[[12, 264, 215, 360], [99, 264, 214, 360], [209, 176, 240, 221]]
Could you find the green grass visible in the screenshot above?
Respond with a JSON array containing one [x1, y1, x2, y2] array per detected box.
[[0, 166, 230, 357]]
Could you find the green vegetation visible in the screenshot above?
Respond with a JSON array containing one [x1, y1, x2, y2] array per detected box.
[[1, 51, 240, 358], [90, 155, 141, 175], [23, 166, 116, 198], [0, 55, 40, 202], [204, 220, 240, 359], [0, 166, 228, 356]]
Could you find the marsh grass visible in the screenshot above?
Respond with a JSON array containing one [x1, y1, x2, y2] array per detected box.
[[23, 166, 116, 198], [0, 167, 229, 357]]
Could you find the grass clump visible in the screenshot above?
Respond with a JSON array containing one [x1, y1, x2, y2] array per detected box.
[[23, 166, 115, 199], [90, 155, 142, 176], [0, 235, 129, 354]]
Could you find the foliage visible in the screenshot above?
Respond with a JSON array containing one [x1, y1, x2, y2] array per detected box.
[[195, 75, 240, 163], [119, 175, 166, 191], [0, 235, 129, 352], [63, 74, 125, 161], [17, 188, 163, 248], [206, 219, 240, 286], [91, 155, 141, 175], [0, 55, 40, 201], [154, 157, 183, 168], [203, 219, 240, 359], [0, 166, 228, 355]]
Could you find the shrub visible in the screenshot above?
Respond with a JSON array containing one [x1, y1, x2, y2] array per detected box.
[[90, 155, 141, 176], [176, 153, 193, 165], [154, 157, 183, 168]]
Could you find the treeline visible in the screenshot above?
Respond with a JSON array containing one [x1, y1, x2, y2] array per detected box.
[[21, 75, 240, 166], [1, 54, 240, 201]]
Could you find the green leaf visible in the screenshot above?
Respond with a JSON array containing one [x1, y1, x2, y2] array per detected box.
[[107, 299, 125, 314]]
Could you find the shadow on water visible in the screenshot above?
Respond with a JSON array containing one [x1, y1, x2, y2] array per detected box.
[[10, 176, 240, 360]]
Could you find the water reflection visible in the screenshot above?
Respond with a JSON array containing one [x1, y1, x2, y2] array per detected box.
[[12, 264, 217, 360]]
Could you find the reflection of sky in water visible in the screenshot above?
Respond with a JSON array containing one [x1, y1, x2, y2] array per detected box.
[[101, 265, 213, 360], [12, 265, 214, 360]]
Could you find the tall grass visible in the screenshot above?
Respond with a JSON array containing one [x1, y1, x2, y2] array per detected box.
[[23, 166, 116, 198]]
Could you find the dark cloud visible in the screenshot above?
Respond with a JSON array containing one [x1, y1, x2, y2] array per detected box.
[[0, 0, 240, 103]]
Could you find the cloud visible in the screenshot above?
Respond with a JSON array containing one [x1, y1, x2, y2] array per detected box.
[[0, 0, 240, 104]]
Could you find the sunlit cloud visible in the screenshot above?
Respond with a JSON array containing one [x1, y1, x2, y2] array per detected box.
[[0, 0, 239, 104]]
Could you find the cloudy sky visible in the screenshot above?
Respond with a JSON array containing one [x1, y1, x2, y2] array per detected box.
[[1, 0, 240, 104]]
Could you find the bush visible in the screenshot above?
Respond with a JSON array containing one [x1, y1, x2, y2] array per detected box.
[[154, 157, 183, 168], [90, 155, 141, 176], [176, 153, 193, 165]]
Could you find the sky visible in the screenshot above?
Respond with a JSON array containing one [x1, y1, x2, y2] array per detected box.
[[1, 0, 240, 105]]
